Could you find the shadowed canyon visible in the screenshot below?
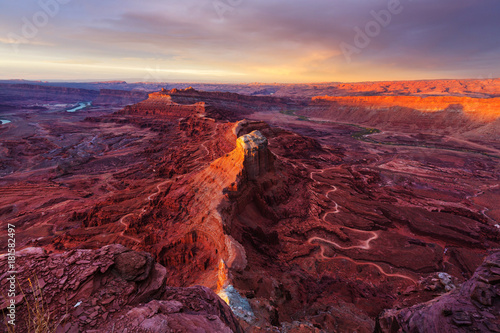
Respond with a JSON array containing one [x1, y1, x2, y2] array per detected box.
[[0, 80, 499, 332]]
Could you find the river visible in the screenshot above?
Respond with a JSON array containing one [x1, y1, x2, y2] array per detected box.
[[67, 102, 92, 113]]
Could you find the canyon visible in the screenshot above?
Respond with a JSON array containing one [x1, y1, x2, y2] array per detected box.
[[0, 81, 499, 332]]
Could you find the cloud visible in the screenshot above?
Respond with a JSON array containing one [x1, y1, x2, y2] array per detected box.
[[0, 0, 499, 81]]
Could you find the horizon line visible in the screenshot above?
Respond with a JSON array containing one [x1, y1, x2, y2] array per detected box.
[[1, 77, 499, 86]]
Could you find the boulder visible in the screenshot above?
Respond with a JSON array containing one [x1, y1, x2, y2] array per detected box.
[[376, 250, 500, 333], [0, 245, 243, 333]]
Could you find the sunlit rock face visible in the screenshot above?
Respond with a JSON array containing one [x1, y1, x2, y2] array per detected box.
[[312, 95, 500, 121], [236, 130, 272, 180], [303, 95, 500, 138], [152, 128, 275, 292]]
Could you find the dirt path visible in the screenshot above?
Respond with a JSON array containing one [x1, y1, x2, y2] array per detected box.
[[117, 178, 174, 243], [116, 121, 220, 244], [301, 161, 417, 284], [309, 240, 418, 284], [118, 213, 142, 243]]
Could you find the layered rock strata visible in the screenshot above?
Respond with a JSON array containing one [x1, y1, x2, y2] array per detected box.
[[0, 245, 243, 333], [312, 95, 500, 121]]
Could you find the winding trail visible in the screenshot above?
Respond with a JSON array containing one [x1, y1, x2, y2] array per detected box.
[[115, 120, 219, 243], [118, 213, 142, 243], [300, 160, 417, 284], [306, 164, 340, 214], [195, 122, 219, 168], [308, 230, 378, 251], [117, 179, 173, 243], [200, 142, 210, 157], [309, 240, 418, 284], [465, 183, 499, 223], [147, 179, 173, 201]]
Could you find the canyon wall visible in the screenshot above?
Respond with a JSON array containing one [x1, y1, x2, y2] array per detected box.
[[312, 96, 500, 121], [92, 89, 148, 106], [299, 95, 500, 138], [0, 83, 99, 105]]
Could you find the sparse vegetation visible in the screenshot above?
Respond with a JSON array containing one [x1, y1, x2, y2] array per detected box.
[[279, 110, 310, 121], [280, 109, 297, 116], [352, 127, 380, 140], [3, 275, 67, 333]]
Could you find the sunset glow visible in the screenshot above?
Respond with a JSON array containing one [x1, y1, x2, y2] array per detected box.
[[1, 0, 499, 82]]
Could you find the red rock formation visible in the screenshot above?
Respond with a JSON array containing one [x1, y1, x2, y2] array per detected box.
[[0, 245, 243, 333], [236, 131, 274, 180], [147, 126, 275, 290], [311, 95, 500, 121], [117, 92, 207, 118], [297, 95, 500, 139], [119, 87, 291, 121], [2, 86, 500, 332], [164, 87, 289, 106], [330, 79, 500, 98], [376, 250, 500, 333]]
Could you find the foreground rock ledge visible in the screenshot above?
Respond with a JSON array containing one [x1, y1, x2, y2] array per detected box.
[[0, 245, 243, 333], [376, 250, 500, 333]]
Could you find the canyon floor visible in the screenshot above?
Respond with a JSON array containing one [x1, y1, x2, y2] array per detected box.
[[0, 81, 499, 332]]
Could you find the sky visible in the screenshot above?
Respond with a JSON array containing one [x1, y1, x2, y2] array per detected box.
[[0, 0, 499, 83]]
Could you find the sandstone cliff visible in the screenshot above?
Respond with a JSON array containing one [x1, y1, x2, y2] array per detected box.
[[311, 95, 500, 121], [168, 128, 275, 282], [330, 79, 500, 98], [108, 121, 278, 301], [299, 95, 500, 138]]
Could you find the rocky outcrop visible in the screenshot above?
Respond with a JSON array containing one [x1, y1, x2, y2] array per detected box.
[[236, 130, 274, 180], [117, 92, 207, 119], [113, 123, 278, 300], [0, 245, 242, 333], [376, 250, 500, 333], [125, 87, 291, 121], [162, 128, 274, 274], [164, 87, 288, 105]]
